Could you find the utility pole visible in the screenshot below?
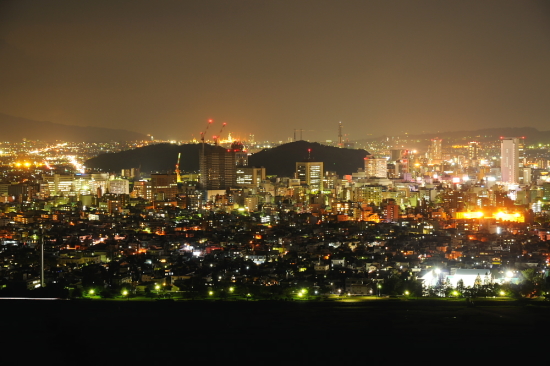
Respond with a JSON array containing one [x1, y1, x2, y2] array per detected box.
[[40, 225, 45, 288]]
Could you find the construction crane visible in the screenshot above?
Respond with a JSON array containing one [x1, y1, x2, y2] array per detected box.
[[200, 119, 213, 144], [175, 152, 182, 183], [214, 122, 227, 146]]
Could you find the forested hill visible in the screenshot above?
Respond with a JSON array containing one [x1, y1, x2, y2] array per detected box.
[[248, 141, 369, 177], [85, 143, 204, 173], [85, 141, 369, 177]]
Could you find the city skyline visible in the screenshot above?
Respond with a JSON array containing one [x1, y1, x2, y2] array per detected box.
[[1, 1, 549, 142]]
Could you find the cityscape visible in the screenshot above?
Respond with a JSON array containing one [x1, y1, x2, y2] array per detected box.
[[2, 1, 550, 362], [1, 128, 549, 300]]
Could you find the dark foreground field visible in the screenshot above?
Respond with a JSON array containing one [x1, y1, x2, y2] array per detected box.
[[3, 299, 549, 364]]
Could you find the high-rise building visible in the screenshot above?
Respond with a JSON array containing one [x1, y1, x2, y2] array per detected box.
[[296, 161, 324, 192], [501, 137, 519, 184], [200, 145, 236, 190], [364, 157, 387, 178], [429, 138, 443, 162], [468, 141, 479, 167]]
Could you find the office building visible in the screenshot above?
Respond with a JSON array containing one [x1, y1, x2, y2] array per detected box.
[[236, 167, 266, 187], [364, 157, 387, 178], [296, 161, 324, 192]]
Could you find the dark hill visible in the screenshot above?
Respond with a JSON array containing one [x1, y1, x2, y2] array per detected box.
[[86, 143, 204, 173], [0, 113, 146, 142], [86, 141, 369, 177], [248, 141, 369, 177]]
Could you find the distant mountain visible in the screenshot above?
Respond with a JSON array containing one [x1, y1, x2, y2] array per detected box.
[[0, 113, 147, 142], [85, 141, 369, 177], [249, 141, 368, 177], [360, 127, 550, 144]]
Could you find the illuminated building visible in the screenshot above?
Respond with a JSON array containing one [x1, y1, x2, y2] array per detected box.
[[296, 161, 323, 192], [364, 156, 387, 178], [132, 180, 152, 200], [108, 179, 130, 195], [501, 137, 519, 184], [354, 185, 383, 205], [468, 141, 479, 167], [383, 200, 400, 222], [121, 168, 140, 179], [429, 138, 442, 163], [236, 167, 266, 187], [42, 174, 74, 196]]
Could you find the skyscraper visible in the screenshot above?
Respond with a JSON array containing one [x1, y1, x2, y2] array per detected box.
[[468, 141, 479, 167], [429, 138, 442, 162], [200, 145, 236, 190], [501, 137, 519, 184]]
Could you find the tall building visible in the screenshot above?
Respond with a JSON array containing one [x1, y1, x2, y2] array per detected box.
[[364, 156, 387, 178], [200, 145, 236, 190], [296, 161, 324, 192], [501, 137, 519, 184], [468, 141, 479, 167], [429, 138, 443, 163]]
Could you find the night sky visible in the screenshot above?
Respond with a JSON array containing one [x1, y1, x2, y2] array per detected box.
[[1, 1, 549, 142]]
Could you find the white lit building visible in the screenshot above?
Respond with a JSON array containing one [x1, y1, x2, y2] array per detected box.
[[501, 137, 519, 184]]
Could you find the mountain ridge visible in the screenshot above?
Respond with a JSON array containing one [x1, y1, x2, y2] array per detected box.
[[0, 113, 147, 142]]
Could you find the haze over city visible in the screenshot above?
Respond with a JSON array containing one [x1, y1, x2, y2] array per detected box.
[[1, 0, 549, 142]]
